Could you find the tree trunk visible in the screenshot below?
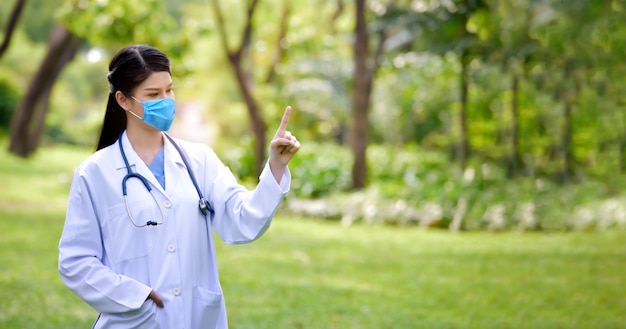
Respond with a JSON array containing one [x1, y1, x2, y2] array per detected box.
[[620, 107, 626, 174], [9, 24, 81, 157], [458, 52, 470, 170], [560, 63, 577, 182], [211, 0, 267, 178], [509, 74, 521, 177], [619, 132, 626, 174], [351, 0, 370, 189], [0, 0, 27, 59], [231, 57, 267, 177], [562, 101, 573, 180], [350, 0, 386, 189], [265, 2, 290, 84]]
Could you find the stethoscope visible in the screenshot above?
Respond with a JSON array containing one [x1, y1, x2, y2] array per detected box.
[[118, 132, 214, 227]]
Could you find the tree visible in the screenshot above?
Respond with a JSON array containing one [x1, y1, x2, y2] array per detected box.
[[0, 0, 27, 59], [265, 3, 290, 84], [414, 0, 489, 169], [9, 0, 189, 157], [486, 0, 541, 177], [57, 0, 188, 57], [211, 0, 266, 178], [529, 0, 613, 181], [210, 0, 291, 178], [351, 0, 369, 189], [350, 0, 388, 189], [592, 3, 626, 173], [9, 24, 81, 156], [449, 0, 490, 170]]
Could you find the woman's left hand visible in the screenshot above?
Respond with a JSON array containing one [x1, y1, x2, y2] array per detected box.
[[269, 106, 300, 180]]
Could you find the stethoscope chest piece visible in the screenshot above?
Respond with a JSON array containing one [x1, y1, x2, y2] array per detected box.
[[119, 137, 165, 228], [122, 172, 165, 227]]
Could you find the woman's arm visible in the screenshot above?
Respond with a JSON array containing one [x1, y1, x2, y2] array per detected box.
[[58, 170, 152, 313]]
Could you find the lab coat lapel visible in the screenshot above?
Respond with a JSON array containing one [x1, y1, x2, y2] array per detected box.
[[114, 131, 169, 198], [163, 134, 186, 194]]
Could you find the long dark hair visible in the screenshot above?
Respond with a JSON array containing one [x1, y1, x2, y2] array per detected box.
[[96, 45, 171, 150]]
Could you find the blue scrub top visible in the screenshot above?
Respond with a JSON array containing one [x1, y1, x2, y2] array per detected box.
[[148, 146, 165, 189]]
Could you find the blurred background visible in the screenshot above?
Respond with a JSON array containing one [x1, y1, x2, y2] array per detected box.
[[2, 1, 626, 328], [3, 0, 626, 231]]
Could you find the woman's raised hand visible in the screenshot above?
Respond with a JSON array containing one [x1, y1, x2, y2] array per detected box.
[[269, 106, 300, 183], [269, 106, 300, 167]]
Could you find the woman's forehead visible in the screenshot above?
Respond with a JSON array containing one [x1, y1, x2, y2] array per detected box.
[[137, 71, 172, 90]]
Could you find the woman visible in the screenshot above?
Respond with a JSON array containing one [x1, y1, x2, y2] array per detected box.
[[58, 45, 300, 328]]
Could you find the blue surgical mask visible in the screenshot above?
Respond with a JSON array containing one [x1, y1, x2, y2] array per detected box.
[[130, 96, 176, 131]]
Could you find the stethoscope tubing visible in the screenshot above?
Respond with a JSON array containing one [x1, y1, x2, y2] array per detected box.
[[117, 131, 213, 228], [119, 137, 165, 227]]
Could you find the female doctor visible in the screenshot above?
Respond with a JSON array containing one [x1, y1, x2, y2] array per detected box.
[[58, 45, 300, 328]]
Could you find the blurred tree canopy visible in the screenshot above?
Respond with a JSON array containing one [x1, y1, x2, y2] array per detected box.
[[56, 0, 195, 61], [2, 0, 626, 189]]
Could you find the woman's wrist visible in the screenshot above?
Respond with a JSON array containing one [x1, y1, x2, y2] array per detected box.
[[269, 158, 287, 184]]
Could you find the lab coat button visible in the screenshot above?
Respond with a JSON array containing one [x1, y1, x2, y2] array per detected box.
[[168, 244, 176, 252], [163, 200, 172, 208], [173, 288, 181, 296]]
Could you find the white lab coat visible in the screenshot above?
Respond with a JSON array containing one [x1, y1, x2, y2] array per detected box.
[[58, 131, 289, 329]]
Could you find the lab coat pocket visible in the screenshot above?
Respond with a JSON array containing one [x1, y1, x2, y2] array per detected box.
[[97, 300, 160, 329], [192, 286, 224, 328], [102, 198, 157, 264]]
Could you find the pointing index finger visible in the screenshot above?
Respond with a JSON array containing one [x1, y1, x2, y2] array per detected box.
[[278, 106, 291, 133]]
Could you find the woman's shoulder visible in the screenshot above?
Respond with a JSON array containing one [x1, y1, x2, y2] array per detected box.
[[167, 136, 219, 160], [74, 143, 118, 174]]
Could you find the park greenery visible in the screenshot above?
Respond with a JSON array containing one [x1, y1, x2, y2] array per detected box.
[[2, 0, 626, 232], [0, 143, 625, 328]]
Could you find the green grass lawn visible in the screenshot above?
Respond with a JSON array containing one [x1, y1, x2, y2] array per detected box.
[[1, 144, 625, 328]]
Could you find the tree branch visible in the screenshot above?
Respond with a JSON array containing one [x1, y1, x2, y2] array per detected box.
[[331, 0, 344, 33], [0, 0, 27, 59], [209, 0, 233, 60], [266, 1, 290, 84], [236, 0, 260, 61], [367, 30, 387, 83]]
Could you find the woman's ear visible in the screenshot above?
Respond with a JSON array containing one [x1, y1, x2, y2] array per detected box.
[[115, 91, 130, 111]]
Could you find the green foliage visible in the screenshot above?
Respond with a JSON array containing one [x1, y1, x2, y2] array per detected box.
[[0, 75, 20, 132], [219, 135, 626, 231], [4, 0, 626, 234], [56, 0, 198, 68], [216, 136, 256, 182], [0, 30, 47, 87], [218, 139, 352, 198], [281, 142, 626, 231], [288, 142, 352, 197], [42, 52, 108, 146], [0, 0, 63, 43]]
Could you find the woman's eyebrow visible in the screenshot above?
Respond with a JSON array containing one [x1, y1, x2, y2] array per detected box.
[[142, 83, 173, 91]]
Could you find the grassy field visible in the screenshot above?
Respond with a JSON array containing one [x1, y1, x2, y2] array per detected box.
[[1, 144, 625, 328]]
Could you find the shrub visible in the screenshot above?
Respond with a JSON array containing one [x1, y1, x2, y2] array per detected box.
[[218, 140, 352, 198], [282, 142, 352, 198], [280, 142, 626, 232], [217, 137, 256, 181], [217, 140, 626, 231], [0, 77, 20, 132]]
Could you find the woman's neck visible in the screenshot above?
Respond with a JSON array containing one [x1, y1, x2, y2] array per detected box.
[[126, 126, 164, 166]]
